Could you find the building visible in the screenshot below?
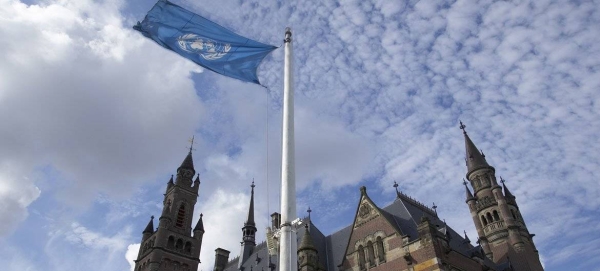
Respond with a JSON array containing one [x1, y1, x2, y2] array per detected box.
[[133, 151, 205, 271], [134, 125, 544, 271]]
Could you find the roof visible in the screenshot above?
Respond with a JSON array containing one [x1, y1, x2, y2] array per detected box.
[[223, 190, 500, 271], [179, 151, 195, 171]]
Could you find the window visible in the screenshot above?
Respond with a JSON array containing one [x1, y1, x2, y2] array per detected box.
[[167, 236, 174, 248], [358, 245, 366, 270], [367, 241, 375, 266], [493, 210, 500, 221], [185, 242, 192, 254], [376, 237, 385, 262], [486, 212, 493, 223], [481, 215, 488, 226], [176, 239, 183, 251], [176, 204, 186, 228]]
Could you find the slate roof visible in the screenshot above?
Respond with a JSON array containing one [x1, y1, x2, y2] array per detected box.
[[223, 191, 499, 271]]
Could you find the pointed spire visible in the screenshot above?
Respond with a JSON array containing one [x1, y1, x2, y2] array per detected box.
[[460, 121, 490, 175], [298, 224, 317, 252], [464, 179, 475, 202], [194, 213, 204, 232], [245, 180, 255, 226], [500, 177, 515, 198], [143, 216, 154, 234], [168, 175, 174, 184], [179, 151, 195, 171]]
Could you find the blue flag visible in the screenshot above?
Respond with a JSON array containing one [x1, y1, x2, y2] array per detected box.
[[134, 0, 276, 84]]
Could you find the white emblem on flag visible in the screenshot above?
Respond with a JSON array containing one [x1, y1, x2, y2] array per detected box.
[[177, 34, 231, 60]]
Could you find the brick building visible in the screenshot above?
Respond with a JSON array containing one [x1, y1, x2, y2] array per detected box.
[[134, 126, 544, 271]]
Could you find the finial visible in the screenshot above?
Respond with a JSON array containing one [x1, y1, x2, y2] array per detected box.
[[284, 27, 292, 43], [500, 176, 505, 184], [459, 121, 467, 134], [307, 206, 312, 219], [200, 213, 203, 217], [480, 149, 485, 158], [463, 178, 467, 186], [393, 181, 399, 194], [151, 215, 154, 220], [251, 179, 255, 188], [432, 202, 438, 216], [188, 135, 196, 153]]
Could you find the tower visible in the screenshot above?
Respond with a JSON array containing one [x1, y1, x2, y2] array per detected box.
[[238, 181, 257, 269], [298, 225, 320, 271], [134, 150, 205, 271], [460, 122, 543, 271]]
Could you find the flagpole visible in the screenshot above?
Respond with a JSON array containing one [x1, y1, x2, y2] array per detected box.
[[279, 27, 297, 271]]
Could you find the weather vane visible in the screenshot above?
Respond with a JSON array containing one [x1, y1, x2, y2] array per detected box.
[[188, 135, 197, 153], [459, 121, 467, 134]]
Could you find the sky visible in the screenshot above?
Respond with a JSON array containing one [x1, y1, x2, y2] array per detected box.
[[0, 0, 599, 270]]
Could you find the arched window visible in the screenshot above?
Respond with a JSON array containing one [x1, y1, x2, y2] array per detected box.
[[367, 241, 375, 266], [486, 212, 493, 223], [493, 210, 500, 221], [358, 245, 366, 270], [176, 204, 186, 228], [176, 239, 183, 251], [185, 242, 192, 253], [167, 236, 175, 248], [376, 237, 385, 262], [481, 215, 488, 226]]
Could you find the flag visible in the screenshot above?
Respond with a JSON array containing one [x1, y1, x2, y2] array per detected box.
[[134, 0, 277, 84]]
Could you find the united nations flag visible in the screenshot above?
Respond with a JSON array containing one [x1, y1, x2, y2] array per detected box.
[[134, 0, 277, 84]]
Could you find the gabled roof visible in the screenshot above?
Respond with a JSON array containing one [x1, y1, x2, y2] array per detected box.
[[222, 187, 499, 271]]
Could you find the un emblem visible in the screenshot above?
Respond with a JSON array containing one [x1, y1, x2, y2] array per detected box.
[[177, 34, 231, 60]]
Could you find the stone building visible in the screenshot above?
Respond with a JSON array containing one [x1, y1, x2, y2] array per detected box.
[[134, 125, 544, 271], [133, 151, 205, 271]]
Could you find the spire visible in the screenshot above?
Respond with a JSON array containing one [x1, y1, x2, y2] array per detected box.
[[463, 179, 475, 202], [464, 230, 471, 244], [460, 121, 490, 175], [179, 151, 195, 171], [194, 214, 204, 232], [500, 177, 515, 198], [143, 216, 154, 234], [298, 224, 316, 252], [245, 180, 255, 226]]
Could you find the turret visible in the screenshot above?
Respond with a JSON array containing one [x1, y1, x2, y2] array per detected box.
[[238, 181, 257, 268], [298, 224, 319, 271], [142, 216, 154, 242], [460, 122, 544, 270]]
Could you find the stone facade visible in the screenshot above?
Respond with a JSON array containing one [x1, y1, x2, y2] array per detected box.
[[134, 127, 544, 271], [134, 151, 205, 271]]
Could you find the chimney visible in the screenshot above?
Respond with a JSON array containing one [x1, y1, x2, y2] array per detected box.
[[213, 248, 230, 271], [270, 212, 281, 229]]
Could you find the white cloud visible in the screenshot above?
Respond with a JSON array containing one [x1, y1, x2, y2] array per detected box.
[[1, 0, 600, 270], [126, 243, 140, 271]]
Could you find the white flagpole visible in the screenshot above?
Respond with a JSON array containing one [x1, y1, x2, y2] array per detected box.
[[279, 27, 297, 271]]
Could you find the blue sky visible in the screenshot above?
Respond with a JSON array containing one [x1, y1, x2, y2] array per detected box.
[[0, 0, 599, 270]]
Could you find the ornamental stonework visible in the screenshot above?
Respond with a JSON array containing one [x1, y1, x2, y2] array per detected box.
[[355, 200, 379, 228]]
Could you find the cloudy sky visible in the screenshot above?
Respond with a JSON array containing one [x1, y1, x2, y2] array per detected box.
[[1, 0, 599, 270]]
